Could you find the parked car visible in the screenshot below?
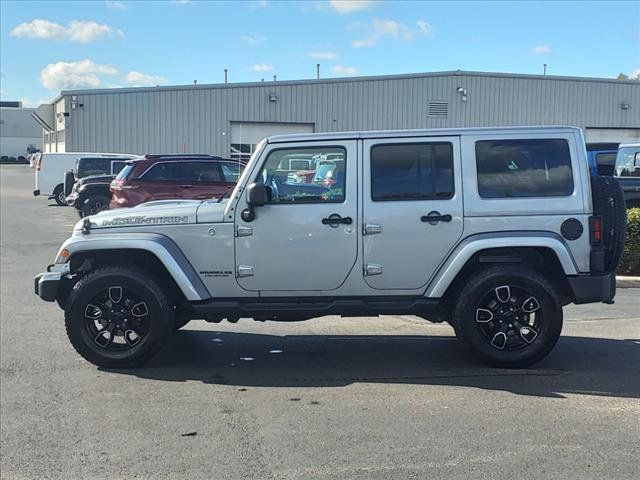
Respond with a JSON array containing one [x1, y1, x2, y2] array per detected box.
[[34, 152, 134, 206], [586, 143, 619, 176], [66, 156, 137, 217], [614, 143, 640, 207], [35, 127, 626, 370], [110, 154, 245, 208]]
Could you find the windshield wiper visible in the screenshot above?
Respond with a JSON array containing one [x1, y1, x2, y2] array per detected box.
[[216, 185, 235, 203]]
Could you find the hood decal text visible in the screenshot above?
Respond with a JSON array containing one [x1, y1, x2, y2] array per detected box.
[[102, 215, 190, 227]]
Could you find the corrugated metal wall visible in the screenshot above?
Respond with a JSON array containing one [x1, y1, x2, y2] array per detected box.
[[62, 73, 640, 155]]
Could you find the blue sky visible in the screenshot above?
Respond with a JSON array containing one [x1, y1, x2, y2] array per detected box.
[[1, 0, 638, 106]]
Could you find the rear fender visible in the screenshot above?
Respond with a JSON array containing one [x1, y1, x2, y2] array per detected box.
[[426, 232, 578, 297]]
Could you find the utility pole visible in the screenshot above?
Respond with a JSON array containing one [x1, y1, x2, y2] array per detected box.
[[273, 74, 277, 82], [316, 63, 320, 79], [224, 69, 228, 84], [543, 64, 547, 76]]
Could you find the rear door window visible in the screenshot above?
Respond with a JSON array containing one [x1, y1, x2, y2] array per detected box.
[[77, 158, 112, 178], [370, 143, 454, 201], [475, 139, 573, 198], [142, 161, 219, 182]]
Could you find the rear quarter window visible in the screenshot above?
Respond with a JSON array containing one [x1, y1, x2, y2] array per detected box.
[[475, 139, 573, 198]]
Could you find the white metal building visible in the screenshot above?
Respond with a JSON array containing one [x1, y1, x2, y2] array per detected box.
[[34, 70, 640, 158], [0, 103, 42, 158]]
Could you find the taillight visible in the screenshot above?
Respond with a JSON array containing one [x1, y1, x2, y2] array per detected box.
[[589, 216, 603, 245]]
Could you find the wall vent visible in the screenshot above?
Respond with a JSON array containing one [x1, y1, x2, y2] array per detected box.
[[427, 101, 448, 117]]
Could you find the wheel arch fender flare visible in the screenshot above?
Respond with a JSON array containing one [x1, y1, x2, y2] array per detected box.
[[59, 233, 210, 301], [426, 232, 579, 298]]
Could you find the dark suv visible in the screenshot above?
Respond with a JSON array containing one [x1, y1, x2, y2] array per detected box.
[[110, 154, 244, 208], [66, 156, 136, 217]]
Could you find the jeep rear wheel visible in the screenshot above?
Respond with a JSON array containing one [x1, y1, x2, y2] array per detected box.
[[65, 266, 173, 368], [453, 266, 563, 368]]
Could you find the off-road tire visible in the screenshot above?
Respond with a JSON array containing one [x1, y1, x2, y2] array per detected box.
[[65, 266, 174, 368], [82, 195, 110, 217], [590, 175, 626, 272], [453, 266, 563, 368], [53, 184, 66, 206]]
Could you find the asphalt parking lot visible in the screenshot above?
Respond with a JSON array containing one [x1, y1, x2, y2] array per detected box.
[[1, 164, 639, 480]]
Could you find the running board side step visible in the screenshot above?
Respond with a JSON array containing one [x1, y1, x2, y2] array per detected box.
[[188, 297, 442, 322]]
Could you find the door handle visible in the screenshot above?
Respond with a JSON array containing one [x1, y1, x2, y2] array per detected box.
[[420, 211, 452, 224], [322, 214, 353, 226]]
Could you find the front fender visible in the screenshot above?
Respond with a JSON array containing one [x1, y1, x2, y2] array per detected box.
[[425, 232, 579, 298], [58, 233, 210, 301]]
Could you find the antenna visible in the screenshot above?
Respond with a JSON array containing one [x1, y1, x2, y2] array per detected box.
[[273, 74, 277, 82], [543, 64, 547, 75], [224, 69, 228, 83], [316, 63, 320, 79]]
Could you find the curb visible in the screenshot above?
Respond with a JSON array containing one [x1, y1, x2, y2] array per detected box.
[[617, 276, 640, 288]]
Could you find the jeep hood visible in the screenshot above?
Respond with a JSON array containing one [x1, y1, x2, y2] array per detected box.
[[79, 199, 227, 231]]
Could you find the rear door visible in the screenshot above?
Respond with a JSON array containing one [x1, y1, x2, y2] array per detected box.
[[362, 137, 464, 290], [183, 161, 232, 200], [137, 162, 187, 201]]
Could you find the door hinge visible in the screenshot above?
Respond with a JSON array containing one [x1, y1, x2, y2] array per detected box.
[[364, 263, 383, 276], [236, 225, 253, 237], [237, 265, 254, 277], [363, 223, 382, 235]]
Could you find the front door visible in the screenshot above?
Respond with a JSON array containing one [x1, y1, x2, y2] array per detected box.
[[235, 141, 358, 292], [362, 137, 464, 290]]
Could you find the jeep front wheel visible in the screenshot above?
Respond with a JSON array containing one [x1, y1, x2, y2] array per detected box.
[[452, 266, 563, 368], [64, 266, 173, 368]]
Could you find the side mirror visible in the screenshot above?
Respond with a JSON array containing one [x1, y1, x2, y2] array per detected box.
[[246, 182, 268, 207]]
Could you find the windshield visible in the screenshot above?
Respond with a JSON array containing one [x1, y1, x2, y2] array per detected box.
[[615, 147, 640, 177], [115, 163, 135, 181]]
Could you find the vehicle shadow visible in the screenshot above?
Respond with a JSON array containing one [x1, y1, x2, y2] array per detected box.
[[106, 330, 640, 399]]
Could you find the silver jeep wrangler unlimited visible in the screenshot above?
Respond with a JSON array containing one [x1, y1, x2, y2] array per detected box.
[[35, 127, 626, 368]]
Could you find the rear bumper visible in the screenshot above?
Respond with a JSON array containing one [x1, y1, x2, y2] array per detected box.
[[567, 272, 616, 305], [34, 265, 69, 302]]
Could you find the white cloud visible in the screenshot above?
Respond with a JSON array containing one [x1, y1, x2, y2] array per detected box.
[[416, 19, 432, 35], [329, 0, 374, 14], [251, 63, 274, 72], [125, 71, 167, 86], [632, 68, 640, 78], [10, 19, 123, 43], [19, 97, 49, 108], [332, 65, 358, 76], [241, 33, 267, 45], [105, 1, 128, 9], [352, 18, 425, 47], [40, 59, 118, 90], [10, 19, 66, 40], [530, 44, 552, 55], [67, 20, 124, 43], [310, 51, 338, 60]]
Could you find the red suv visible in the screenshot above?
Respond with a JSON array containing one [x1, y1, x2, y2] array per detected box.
[[110, 154, 245, 208]]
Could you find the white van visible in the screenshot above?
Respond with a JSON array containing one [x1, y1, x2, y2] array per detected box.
[[34, 152, 135, 205]]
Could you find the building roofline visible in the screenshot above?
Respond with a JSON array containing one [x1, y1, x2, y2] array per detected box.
[[56, 70, 639, 98]]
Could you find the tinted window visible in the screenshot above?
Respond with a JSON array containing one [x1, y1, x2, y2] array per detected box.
[[476, 139, 573, 198], [257, 147, 346, 203], [142, 161, 221, 182], [77, 158, 112, 178], [112, 161, 126, 174], [371, 143, 454, 201]]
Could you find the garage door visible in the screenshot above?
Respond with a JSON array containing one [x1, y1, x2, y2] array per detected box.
[[585, 128, 640, 143], [230, 122, 314, 161]]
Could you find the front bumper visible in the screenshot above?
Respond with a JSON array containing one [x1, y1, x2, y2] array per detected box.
[[34, 264, 69, 302], [66, 192, 79, 207], [567, 272, 616, 305]]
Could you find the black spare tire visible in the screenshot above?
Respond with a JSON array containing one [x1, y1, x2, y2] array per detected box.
[[64, 170, 76, 196], [590, 175, 626, 272]]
